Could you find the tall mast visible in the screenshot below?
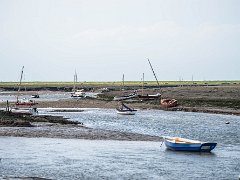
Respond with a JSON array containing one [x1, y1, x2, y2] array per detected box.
[[73, 70, 77, 92], [147, 58, 160, 90], [122, 73, 125, 89], [17, 66, 24, 102], [142, 73, 144, 96]]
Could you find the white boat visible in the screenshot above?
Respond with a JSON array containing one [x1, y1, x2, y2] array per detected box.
[[71, 71, 86, 98], [113, 92, 138, 101], [71, 89, 86, 98], [116, 102, 137, 115], [11, 107, 38, 115], [15, 66, 38, 106]]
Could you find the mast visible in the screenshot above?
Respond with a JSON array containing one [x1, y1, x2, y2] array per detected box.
[[122, 74, 125, 90], [17, 66, 24, 102], [147, 58, 160, 90], [142, 73, 144, 96]]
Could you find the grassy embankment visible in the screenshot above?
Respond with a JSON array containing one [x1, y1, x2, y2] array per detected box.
[[1, 80, 240, 86]]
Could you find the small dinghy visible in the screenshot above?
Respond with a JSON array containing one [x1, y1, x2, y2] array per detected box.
[[164, 137, 217, 152], [116, 102, 137, 115]]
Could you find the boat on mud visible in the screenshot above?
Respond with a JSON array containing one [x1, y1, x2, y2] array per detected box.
[[10, 107, 38, 115], [113, 92, 138, 101], [160, 98, 178, 107], [164, 137, 217, 152], [71, 89, 86, 98], [31, 94, 40, 98], [15, 66, 38, 106], [138, 93, 161, 100], [116, 102, 137, 115], [16, 98, 38, 106]]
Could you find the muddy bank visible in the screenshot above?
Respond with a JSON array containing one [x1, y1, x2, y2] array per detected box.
[[1, 84, 240, 116], [0, 110, 162, 141], [0, 123, 163, 141]]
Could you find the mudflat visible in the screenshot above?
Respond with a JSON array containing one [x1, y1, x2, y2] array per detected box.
[[0, 83, 239, 140]]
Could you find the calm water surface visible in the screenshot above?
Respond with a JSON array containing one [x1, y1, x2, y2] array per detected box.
[[0, 108, 239, 179]]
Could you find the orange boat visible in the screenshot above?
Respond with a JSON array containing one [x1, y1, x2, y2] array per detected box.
[[160, 98, 178, 107]]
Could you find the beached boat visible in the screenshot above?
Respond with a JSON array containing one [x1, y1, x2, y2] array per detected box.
[[11, 107, 38, 115], [116, 102, 137, 115], [160, 98, 177, 107], [16, 98, 38, 106], [71, 89, 86, 98], [31, 94, 40, 98], [113, 92, 138, 101], [138, 72, 161, 100], [71, 71, 86, 98], [164, 137, 217, 152], [15, 66, 38, 106], [138, 93, 161, 100]]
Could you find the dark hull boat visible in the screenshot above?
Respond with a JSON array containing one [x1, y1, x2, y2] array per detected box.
[[164, 137, 217, 152], [31, 94, 40, 98], [116, 102, 137, 115], [113, 92, 138, 101], [138, 93, 161, 100]]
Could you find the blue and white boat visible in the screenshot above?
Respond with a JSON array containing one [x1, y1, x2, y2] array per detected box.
[[164, 137, 217, 152]]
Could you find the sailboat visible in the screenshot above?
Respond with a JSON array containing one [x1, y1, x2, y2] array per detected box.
[[113, 74, 138, 101], [138, 72, 161, 100], [71, 71, 85, 98], [10, 66, 38, 115], [145, 58, 177, 107], [15, 66, 37, 106], [116, 101, 137, 115]]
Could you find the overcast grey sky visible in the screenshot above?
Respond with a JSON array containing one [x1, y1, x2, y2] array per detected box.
[[0, 0, 239, 82]]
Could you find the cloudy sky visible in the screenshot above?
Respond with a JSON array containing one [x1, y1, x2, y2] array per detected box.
[[0, 0, 239, 82]]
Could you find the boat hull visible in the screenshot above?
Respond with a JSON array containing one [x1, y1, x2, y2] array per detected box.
[[116, 111, 136, 115], [164, 138, 217, 152], [113, 93, 138, 101]]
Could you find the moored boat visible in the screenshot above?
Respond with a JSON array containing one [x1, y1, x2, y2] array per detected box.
[[113, 92, 138, 101], [138, 93, 161, 100], [116, 102, 137, 115], [16, 98, 38, 106], [31, 94, 40, 98], [71, 89, 86, 98], [15, 66, 38, 106], [164, 137, 217, 152], [11, 107, 38, 115], [160, 98, 178, 107]]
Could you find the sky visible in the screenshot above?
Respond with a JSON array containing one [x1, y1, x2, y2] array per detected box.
[[0, 0, 240, 82]]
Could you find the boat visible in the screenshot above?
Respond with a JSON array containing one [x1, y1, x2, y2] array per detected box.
[[10, 107, 38, 115], [15, 66, 38, 106], [138, 72, 161, 100], [160, 98, 178, 107], [116, 102, 137, 115], [138, 93, 161, 100], [31, 94, 40, 98], [164, 137, 217, 152], [71, 89, 86, 98], [71, 71, 86, 98], [113, 92, 138, 101], [16, 98, 38, 106]]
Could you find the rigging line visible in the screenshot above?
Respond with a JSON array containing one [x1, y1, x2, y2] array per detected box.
[[147, 58, 161, 90]]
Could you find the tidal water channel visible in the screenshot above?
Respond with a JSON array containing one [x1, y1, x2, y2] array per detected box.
[[0, 108, 240, 179]]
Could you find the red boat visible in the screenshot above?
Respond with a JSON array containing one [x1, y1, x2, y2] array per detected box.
[[15, 99, 38, 106], [160, 98, 178, 107]]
